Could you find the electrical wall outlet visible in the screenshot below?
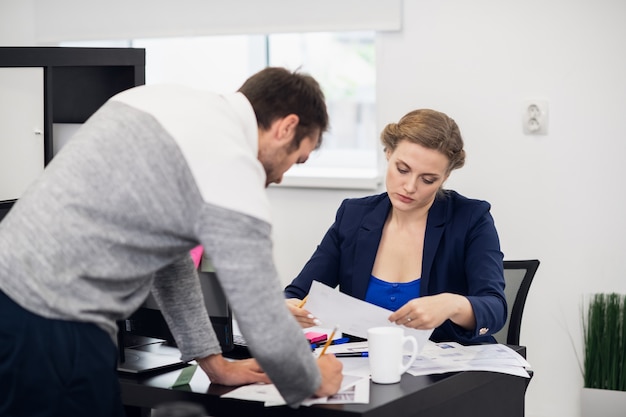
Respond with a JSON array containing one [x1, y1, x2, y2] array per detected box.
[[523, 100, 548, 135]]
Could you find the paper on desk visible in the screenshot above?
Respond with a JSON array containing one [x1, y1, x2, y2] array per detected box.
[[305, 281, 433, 352], [301, 376, 369, 406], [319, 341, 368, 354], [220, 382, 282, 404], [336, 355, 373, 378], [407, 341, 531, 378], [222, 372, 370, 407]]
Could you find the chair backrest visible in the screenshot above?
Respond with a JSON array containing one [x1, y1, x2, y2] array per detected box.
[[492, 259, 540, 345]]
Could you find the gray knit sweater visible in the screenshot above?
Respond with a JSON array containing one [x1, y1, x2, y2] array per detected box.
[[0, 85, 320, 406]]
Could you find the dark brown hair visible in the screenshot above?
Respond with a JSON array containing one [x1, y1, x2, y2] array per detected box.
[[238, 67, 328, 150]]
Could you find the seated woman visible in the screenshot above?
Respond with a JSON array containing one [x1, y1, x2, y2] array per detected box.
[[284, 109, 507, 344]]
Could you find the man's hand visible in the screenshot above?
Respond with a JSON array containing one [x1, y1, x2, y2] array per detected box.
[[196, 354, 271, 386], [314, 354, 343, 398]]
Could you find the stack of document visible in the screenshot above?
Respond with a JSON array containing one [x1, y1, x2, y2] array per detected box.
[[314, 340, 532, 379], [408, 341, 532, 378]]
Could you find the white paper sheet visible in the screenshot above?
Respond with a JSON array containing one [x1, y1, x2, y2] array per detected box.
[[222, 371, 370, 407], [407, 341, 532, 378], [221, 382, 283, 403], [301, 376, 370, 406], [305, 281, 433, 352]]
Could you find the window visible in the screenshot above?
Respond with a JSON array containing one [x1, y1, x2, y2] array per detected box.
[[133, 35, 266, 93], [62, 32, 380, 189]]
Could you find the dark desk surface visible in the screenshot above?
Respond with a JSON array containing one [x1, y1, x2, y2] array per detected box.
[[120, 346, 529, 417]]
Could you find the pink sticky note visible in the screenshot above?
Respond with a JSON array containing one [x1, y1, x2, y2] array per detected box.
[[190, 245, 203, 269]]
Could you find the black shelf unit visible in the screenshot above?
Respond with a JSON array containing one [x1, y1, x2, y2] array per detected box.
[[0, 46, 145, 218]]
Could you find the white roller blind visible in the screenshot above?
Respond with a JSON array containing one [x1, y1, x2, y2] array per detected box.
[[34, 0, 402, 43]]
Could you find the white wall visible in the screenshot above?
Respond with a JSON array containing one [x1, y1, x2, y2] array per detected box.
[[2, 1, 626, 416], [0, 0, 35, 45], [267, 186, 373, 283]]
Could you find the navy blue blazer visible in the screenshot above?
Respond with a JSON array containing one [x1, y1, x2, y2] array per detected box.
[[285, 190, 507, 344]]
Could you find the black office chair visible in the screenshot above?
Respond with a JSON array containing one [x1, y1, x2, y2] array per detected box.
[[492, 259, 540, 345]]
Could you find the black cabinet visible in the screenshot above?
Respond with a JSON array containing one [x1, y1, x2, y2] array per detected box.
[[0, 47, 145, 218]]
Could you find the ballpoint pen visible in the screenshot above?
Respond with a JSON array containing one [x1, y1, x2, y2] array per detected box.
[[334, 352, 368, 358]]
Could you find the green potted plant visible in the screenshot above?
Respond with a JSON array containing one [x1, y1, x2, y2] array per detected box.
[[581, 293, 626, 417]]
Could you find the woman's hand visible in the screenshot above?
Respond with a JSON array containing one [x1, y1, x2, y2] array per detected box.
[[388, 293, 475, 330], [285, 298, 321, 328], [196, 354, 271, 386]]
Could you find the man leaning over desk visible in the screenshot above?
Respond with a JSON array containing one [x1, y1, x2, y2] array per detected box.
[[0, 67, 342, 417]]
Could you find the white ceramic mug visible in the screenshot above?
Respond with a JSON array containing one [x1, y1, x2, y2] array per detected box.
[[367, 326, 419, 384]]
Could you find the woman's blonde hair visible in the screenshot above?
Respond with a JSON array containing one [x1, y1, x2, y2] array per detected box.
[[380, 109, 465, 174]]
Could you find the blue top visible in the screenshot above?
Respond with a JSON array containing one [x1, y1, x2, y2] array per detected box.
[[284, 191, 507, 344], [365, 275, 421, 311]]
